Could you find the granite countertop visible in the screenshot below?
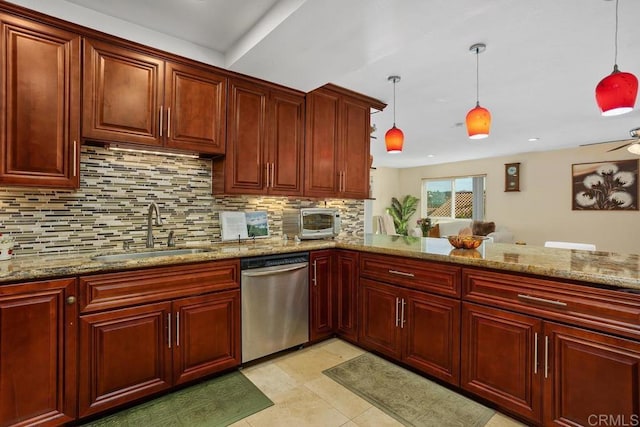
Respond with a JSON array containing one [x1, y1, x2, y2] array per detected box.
[[1, 235, 638, 291]]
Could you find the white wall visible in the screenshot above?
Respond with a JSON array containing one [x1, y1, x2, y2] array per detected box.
[[370, 167, 401, 217], [382, 144, 640, 254]]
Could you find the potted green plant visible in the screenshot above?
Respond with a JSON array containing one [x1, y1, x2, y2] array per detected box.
[[386, 195, 419, 236]]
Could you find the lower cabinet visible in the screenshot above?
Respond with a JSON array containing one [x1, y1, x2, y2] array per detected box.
[[462, 302, 640, 426], [310, 250, 334, 341], [78, 261, 240, 419], [359, 278, 461, 385], [335, 250, 359, 343], [543, 322, 640, 426], [461, 302, 542, 422], [0, 278, 77, 427]]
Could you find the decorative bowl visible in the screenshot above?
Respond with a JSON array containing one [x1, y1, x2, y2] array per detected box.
[[445, 235, 486, 250]]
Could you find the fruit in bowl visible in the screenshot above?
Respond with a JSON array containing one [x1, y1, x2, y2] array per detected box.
[[445, 234, 486, 249]]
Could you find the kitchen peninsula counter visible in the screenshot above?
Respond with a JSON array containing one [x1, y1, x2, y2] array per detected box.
[[0, 234, 638, 290]]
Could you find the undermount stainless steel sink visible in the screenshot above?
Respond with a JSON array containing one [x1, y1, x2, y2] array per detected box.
[[92, 248, 214, 263]]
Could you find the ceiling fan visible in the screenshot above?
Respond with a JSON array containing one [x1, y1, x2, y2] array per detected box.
[[581, 127, 640, 152]]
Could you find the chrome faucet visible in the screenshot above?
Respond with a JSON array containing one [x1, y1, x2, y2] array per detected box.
[[146, 202, 163, 248]]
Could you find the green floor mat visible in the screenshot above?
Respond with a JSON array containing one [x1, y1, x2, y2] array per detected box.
[[81, 370, 273, 427], [323, 353, 495, 427]]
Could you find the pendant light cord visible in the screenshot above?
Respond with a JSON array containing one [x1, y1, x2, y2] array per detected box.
[[475, 47, 480, 106], [613, 0, 619, 67], [393, 78, 397, 126]]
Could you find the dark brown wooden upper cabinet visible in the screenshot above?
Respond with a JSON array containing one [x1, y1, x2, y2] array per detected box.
[[0, 13, 81, 188], [305, 84, 385, 199], [83, 38, 227, 156], [212, 77, 304, 196]]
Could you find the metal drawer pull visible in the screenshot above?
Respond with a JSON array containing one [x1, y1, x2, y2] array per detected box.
[[167, 313, 171, 349], [517, 294, 567, 307], [534, 332, 538, 374], [389, 269, 415, 278], [395, 297, 400, 327], [176, 312, 179, 347], [544, 335, 549, 379]]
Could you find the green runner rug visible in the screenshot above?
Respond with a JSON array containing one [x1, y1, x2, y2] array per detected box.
[[81, 371, 273, 427], [323, 353, 495, 427]]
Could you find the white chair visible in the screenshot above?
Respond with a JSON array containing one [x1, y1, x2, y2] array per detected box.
[[544, 241, 596, 251], [373, 214, 398, 235]]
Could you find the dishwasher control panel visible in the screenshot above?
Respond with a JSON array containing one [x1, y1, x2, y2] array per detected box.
[[240, 252, 309, 270]]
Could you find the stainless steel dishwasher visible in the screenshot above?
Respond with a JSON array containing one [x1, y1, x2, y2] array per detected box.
[[241, 252, 309, 363]]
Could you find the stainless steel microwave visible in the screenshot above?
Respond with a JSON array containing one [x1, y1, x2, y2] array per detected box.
[[282, 208, 341, 239]]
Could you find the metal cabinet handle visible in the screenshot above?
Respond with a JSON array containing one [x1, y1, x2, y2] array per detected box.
[[72, 140, 77, 177], [176, 312, 179, 347], [271, 162, 275, 188], [66, 295, 76, 305], [265, 163, 270, 188], [312, 260, 317, 286], [167, 313, 171, 349], [517, 294, 567, 307], [241, 263, 308, 277], [388, 269, 415, 278], [159, 106, 164, 137], [544, 335, 549, 379], [534, 332, 538, 374], [395, 297, 400, 327], [167, 107, 171, 138], [400, 298, 406, 328]]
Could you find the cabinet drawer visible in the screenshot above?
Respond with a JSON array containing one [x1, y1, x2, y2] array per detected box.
[[463, 268, 640, 340], [360, 253, 461, 297], [80, 260, 239, 313]]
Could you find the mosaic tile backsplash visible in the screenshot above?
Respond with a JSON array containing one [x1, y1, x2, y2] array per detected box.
[[0, 146, 364, 257]]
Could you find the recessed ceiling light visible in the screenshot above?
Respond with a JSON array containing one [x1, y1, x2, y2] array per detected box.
[[528, 137, 540, 142], [427, 154, 435, 158]]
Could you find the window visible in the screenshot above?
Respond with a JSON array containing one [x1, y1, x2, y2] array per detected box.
[[422, 175, 486, 220]]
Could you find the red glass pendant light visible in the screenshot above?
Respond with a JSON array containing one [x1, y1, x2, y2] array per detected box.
[[595, 0, 638, 116], [466, 43, 491, 139], [385, 75, 404, 153]]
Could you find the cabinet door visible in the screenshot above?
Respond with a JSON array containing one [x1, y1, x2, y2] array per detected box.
[[461, 302, 542, 423], [358, 278, 402, 359], [304, 88, 340, 198], [267, 89, 305, 196], [164, 61, 226, 155], [544, 322, 640, 426], [0, 15, 80, 188], [173, 290, 241, 385], [223, 78, 267, 194], [310, 250, 334, 341], [78, 302, 172, 418], [404, 289, 461, 386], [335, 250, 359, 342], [0, 279, 77, 427], [338, 97, 370, 199], [83, 38, 164, 146]]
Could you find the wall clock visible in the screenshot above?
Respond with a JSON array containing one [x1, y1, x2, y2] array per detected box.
[[505, 162, 520, 192]]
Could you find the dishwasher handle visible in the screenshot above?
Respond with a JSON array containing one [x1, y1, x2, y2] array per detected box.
[[241, 263, 308, 277]]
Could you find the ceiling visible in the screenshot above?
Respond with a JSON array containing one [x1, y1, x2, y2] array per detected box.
[[9, 0, 640, 168]]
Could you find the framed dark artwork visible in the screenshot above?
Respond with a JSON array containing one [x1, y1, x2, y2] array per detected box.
[[572, 159, 639, 210], [504, 163, 520, 192]]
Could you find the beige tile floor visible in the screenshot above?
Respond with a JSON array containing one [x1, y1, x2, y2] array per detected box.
[[232, 338, 527, 427]]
